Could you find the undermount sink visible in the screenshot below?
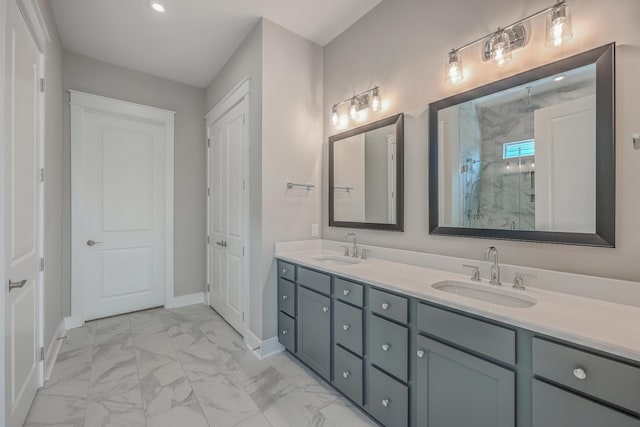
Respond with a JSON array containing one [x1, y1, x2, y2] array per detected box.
[[312, 255, 362, 266], [432, 280, 537, 308]]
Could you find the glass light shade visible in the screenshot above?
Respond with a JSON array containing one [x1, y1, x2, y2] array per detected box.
[[349, 98, 359, 120], [371, 88, 381, 112], [490, 30, 512, 66], [546, 4, 573, 47], [446, 51, 464, 83], [331, 106, 339, 127]]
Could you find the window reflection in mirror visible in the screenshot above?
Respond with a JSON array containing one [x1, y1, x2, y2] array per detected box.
[[438, 64, 596, 233]]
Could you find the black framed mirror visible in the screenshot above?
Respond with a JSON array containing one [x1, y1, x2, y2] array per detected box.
[[329, 113, 404, 231], [429, 44, 615, 247]]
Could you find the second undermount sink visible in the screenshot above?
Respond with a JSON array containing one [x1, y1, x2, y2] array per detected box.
[[432, 280, 537, 308], [312, 255, 362, 266]]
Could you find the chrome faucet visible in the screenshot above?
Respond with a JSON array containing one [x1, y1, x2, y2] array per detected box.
[[344, 233, 358, 258], [484, 246, 501, 286]]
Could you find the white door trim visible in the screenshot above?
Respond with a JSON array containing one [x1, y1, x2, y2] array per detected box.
[[69, 90, 175, 328], [205, 76, 251, 342]]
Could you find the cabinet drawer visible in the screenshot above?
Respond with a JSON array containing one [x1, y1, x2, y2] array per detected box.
[[333, 345, 363, 406], [278, 261, 295, 281], [533, 337, 640, 414], [278, 312, 295, 353], [298, 267, 331, 295], [278, 279, 296, 317], [368, 366, 408, 427], [335, 278, 363, 307], [532, 379, 640, 427], [369, 314, 408, 382], [334, 301, 363, 356], [417, 303, 516, 365], [369, 288, 408, 324]]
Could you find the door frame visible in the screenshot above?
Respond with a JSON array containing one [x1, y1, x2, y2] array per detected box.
[[68, 90, 175, 328], [205, 76, 251, 342]]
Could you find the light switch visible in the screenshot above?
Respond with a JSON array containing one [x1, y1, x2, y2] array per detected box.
[[311, 224, 319, 237]]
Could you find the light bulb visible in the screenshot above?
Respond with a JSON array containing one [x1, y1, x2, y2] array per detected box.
[[371, 88, 381, 112], [349, 98, 359, 120], [546, 4, 573, 47], [149, 0, 166, 12], [446, 50, 464, 83], [331, 105, 339, 127], [338, 114, 349, 129], [490, 29, 512, 66]]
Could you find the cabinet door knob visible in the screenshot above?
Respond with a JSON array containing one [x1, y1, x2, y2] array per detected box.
[[417, 350, 425, 358], [343, 289, 350, 296], [322, 306, 329, 313], [573, 367, 587, 380], [343, 324, 350, 331], [282, 268, 288, 274], [382, 343, 390, 351], [282, 329, 288, 335], [382, 398, 391, 407], [381, 302, 390, 310], [282, 295, 288, 301], [342, 371, 350, 379]]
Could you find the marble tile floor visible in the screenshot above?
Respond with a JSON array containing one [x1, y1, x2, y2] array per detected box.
[[25, 304, 376, 427]]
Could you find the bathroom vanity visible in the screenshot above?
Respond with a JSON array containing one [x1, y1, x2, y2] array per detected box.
[[275, 245, 640, 427]]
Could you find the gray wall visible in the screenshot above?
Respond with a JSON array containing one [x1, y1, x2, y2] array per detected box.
[[39, 0, 65, 347], [62, 51, 207, 316], [323, 0, 640, 283]]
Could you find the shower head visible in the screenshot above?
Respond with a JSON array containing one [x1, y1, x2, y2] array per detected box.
[[518, 86, 540, 113]]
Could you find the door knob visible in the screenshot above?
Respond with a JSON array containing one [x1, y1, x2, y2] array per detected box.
[[381, 302, 390, 310], [9, 279, 27, 291], [86, 240, 102, 246], [216, 241, 227, 247]]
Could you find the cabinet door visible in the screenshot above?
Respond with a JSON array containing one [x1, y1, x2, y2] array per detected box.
[[296, 287, 331, 380], [416, 336, 515, 427]]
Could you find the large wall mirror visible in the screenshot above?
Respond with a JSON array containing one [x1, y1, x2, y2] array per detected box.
[[429, 44, 615, 246], [329, 113, 404, 231]]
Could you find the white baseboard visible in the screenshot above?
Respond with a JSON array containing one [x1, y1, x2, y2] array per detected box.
[[245, 330, 261, 351], [252, 336, 285, 360], [44, 318, 66, 381], [64, 316, 83, 330], [167, 292, 204, 309]]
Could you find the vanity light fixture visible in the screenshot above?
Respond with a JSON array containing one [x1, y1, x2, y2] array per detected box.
[[149, 0, 166, 12], [330, 86, 382, 128], [444, 1, 573, 83]]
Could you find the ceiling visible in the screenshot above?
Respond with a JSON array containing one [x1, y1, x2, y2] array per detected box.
[[50, 0, 382, 88]]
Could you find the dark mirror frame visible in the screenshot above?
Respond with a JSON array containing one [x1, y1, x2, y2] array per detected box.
[[329, 113, 404, 231], [428, 43, 615, 247]]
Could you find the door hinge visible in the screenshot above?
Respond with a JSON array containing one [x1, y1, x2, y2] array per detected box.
[[242, 114, 246, 124], [242, 246, 245, 256], [206, 284, 210, 292], [242, 180, 245, 191], [207, 187, 210, 196], [40, 78, 45, 93], [40, 168, 45, 183], [206, 236, 210, 245], [39, 257, 44, 272], [242, 312, 245, 321], [207, 138, 210, 148], [38, 347, 45, 361]]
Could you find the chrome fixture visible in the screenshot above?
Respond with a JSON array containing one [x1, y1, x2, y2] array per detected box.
[[344, 233, 358, 258], [86, 239, 102, 246], [340, 245, 350, 256], [332, 186, 354, 193], [330, 86, 382, 129], [286, 181, 315, 191], [360, 248, 369, 260], [462, 264, 481, 282], [513, 272, 537, 290], [444, 1, 573, 83], [9, 279, 27, 292], [484, 246, 501, 286]]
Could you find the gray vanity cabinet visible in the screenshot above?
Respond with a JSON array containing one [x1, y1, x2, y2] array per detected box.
[[416, 335, 515, 427], [296, 286, 332, 380]]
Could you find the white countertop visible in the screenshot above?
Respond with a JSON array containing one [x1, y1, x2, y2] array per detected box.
[[276, 248, 640, 363]]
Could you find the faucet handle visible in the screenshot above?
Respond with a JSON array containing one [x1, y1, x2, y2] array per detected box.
[[462, 264, 481, 282], [513, 272, 537, 290], [360, 248, 369, 260], [340, 245, 350, 257]]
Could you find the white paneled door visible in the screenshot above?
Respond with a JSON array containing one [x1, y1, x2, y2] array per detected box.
[[4, 0, 43, 425], [208, 98, 248, 335], [71, 92, 174, 321]]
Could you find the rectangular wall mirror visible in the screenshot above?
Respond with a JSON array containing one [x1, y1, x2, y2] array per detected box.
[[329, 113, 404, 231], [429, 44, 615, 246]]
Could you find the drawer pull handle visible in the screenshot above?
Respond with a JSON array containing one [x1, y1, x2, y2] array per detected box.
[[381, 302, 390, 310], [322, 306, 329, 313], [573, 367, 587, 380], [282, 295, 288, 301], [343, 289, 350, 296], [342, 371, 350, 379], [382, 343, 390, 351], [282, 268, 288, 274], [343, 324, 350, 331], [417, 350, 425, 358], [382, 398, 391, 408], [282, 329, 288, 335]]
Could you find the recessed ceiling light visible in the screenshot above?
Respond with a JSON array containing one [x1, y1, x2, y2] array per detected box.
[[554, 75, 566, 82], [149, 0, 166, 13]]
